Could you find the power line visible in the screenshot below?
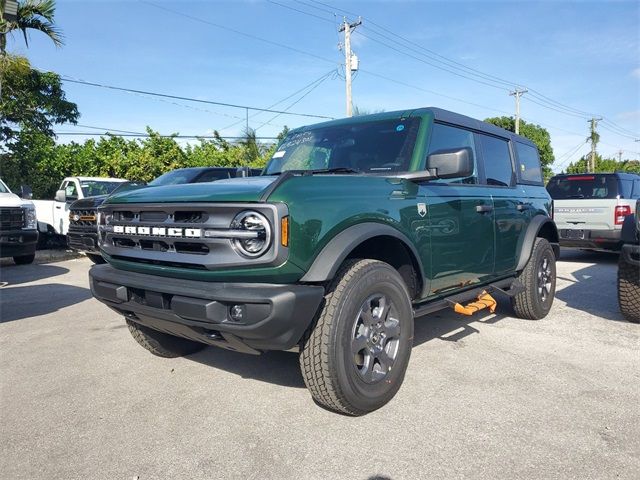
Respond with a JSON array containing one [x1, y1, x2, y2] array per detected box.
[[220, 69, 337, 131], [141, 0, 338, 66], [54, 132, 279, 140], [60, 76, 333, 119]]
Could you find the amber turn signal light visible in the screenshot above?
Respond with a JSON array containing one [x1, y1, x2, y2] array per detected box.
[[281, 216, 289, 247]]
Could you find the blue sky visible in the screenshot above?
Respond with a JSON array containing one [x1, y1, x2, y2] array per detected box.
[[9, 0, 640, 171]]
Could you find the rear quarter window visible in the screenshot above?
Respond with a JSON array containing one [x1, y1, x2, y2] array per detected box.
[[515, 142, 543, 184]]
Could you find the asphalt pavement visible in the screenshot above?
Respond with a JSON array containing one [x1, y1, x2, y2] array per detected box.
[[0, 250, 638, 480]]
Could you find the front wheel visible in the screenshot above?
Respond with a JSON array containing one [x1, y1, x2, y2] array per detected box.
[[126, 320, 206, 358], [13, 254, 35, 265], [299, 259, 414, 416], [512, 238, 556, 320]]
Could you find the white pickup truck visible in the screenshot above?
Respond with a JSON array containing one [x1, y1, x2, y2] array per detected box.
[[0, 178, 38, 264], [32, 176, 128, 237]]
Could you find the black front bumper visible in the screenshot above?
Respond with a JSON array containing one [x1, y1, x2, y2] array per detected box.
[[559, 228, 621, 250], [89, 264, 325, 354], [0, 229, 38, 258], [68, 231, 99, 253]]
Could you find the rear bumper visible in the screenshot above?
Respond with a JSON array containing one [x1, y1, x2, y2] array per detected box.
[[621, 243, 640, 267], [558, 228, 621, 250], [68, 231, 99, 253], [0, 229, 38, 258], [89, 264, 325, 353]]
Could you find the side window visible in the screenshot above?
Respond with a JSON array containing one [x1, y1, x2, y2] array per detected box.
[[427, 123, 478, 184], [478, 134, 514, 187], [515, 142, 543, 184], [633, 180, 640, 198], [65, 182, 78, 200], [619, 179, 633, 199]]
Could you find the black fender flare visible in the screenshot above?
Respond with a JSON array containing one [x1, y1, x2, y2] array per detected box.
[[515, 215, 559, 271], [620, 213, 638, 244], [299, 222, 427, 285]]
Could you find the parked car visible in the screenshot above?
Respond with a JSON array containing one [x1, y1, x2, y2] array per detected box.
[[32, 176, 128, 239], [0, 178, 38, 265], [89, 107, 558, 415], [547, 172, 640, 251], [68, 167, 261, 263], [618, 199, 640, 323]]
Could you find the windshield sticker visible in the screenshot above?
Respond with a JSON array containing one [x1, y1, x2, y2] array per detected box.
[[272, 150, 286, 159], [280, 132, 315, 149], [396, 124, 405, 132]]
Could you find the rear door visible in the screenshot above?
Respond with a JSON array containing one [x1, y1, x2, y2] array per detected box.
[[547, 175, 619, 234]]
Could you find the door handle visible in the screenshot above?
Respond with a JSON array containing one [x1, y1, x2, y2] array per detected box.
[[516, 204, 532, 212], [55, 205, 62, 209], [475, 204, 493, 214]]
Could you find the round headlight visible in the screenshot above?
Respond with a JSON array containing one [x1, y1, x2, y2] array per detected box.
[[231, 211, 271, 258]]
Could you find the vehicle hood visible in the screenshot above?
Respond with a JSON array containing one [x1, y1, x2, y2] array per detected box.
[[0, 192, 33, 208], [104, 176, 279, 204], [70, 195, 109, 209]]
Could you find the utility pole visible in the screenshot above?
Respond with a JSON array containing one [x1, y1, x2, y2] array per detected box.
[[339, 17, 362, 117], [617, 150, 624, 162], [509, 88, 527, 134], [587, 117, 602, 173]]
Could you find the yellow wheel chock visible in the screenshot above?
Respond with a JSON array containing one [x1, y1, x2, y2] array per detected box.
[[452, 291, 497, 316]]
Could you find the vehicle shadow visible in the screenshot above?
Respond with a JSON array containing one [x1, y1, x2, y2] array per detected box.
[[0, 264, 69, 286], [0, 283, 92, 323], [554, 262, 624, 322], [559, 248, 619, 264], [186, 293, 514, 389], [187, 348, 306, 388]]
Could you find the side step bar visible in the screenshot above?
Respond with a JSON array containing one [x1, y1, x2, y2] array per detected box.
[[413, 277, 523, 318]]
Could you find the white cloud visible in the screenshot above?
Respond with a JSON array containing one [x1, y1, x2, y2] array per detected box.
[[632, 68, 640, 79]]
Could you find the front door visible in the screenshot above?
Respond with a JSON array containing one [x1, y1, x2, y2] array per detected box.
[[420, 123, 495, 296]]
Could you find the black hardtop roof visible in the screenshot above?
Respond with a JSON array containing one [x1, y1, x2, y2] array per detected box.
[[551, 172, 640, 179], [293, 107, 538, 149]]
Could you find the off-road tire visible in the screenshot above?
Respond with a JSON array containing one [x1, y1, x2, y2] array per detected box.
[[126, 319, 206, 358], [618, 254, 640, 323], [87, 253, 106, 264], [512, 238, 556, 320], [299, 259, 414, 416], [13, 254, 35, 265]]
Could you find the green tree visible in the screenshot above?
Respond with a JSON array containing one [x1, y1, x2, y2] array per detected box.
[[0, 0, 63, 53], [0, 54, 78, 143], [566, 154, 640, 174], [484, 116, 555, 181]]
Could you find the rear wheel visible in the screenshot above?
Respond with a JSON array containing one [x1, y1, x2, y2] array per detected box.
[[126, 320, 206, 358], [618, 254, 640, 323], [86, 253, 106, 264], [512, 238, 556, 320], [13, 254, 35, 265], [299, 259, 414, 416]]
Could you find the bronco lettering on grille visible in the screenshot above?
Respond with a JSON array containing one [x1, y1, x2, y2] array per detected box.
[[112, 225, 202, 238]]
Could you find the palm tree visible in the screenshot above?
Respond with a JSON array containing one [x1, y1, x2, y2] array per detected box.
[[1, 0, 63, 54]]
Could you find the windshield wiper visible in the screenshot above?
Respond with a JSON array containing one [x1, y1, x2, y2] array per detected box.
[[308, 167, 362, 174]]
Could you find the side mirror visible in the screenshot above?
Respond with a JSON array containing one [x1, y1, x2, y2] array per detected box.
[[426, 147, 474, 179], [54, 189, 66, 203], [19, 185, 33, 200]]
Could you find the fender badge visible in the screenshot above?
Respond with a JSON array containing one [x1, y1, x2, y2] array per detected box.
[[417, 203, 427, 217]]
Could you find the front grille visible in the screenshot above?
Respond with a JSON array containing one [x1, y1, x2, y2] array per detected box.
[[100, 203, 287, 271], [0, 208, 25, 230], [69, 208, 97, 232]]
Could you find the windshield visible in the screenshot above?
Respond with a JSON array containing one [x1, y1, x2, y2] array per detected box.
[[264, 118, 421, 175], [80, 181, 125, 197], [0, 179, 9, 194], [148, 169, 202, 186], [547, 175, 620, 200]]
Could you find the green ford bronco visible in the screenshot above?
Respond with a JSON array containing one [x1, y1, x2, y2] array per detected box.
[[90, 107, 559, 415]]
